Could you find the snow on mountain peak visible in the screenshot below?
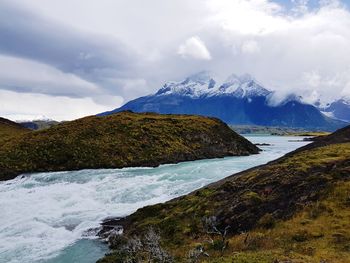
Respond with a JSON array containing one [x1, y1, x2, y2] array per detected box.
[[155, 71, 215, 97], [217, 73, 270, 98], [184, 71, 213, 84], [238, 73, 254, 83], [155, 72, 271, 98], [339, 96, 350, 105], [223, 73, 253, 85]]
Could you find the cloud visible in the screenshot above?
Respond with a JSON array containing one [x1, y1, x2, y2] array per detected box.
[[206, 0, 285, 35], [178, 36, 212, 60], [0, 90, 122, 121], [199, 0, 350, 102], [1, 0, 350, 120], [241, 40, 261, 54], [0, 2, 135, 73], [319, 0, 342, 8], [291, 0, 310, 15], [0, 1, 141, 102], [0, 55, 100, 97]]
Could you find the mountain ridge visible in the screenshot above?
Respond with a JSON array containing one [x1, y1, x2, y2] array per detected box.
[[100, 72, 347, 131], [320, 97, 350, 122], [152, 71, 271, 99]]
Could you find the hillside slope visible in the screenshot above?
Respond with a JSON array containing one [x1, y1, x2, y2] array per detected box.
[[0, 111, 259, 181], [0, 117, 30, 143], [99, 126, 350, 263], [321, 98, 350, 122]]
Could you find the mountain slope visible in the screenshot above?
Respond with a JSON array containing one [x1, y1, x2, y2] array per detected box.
[[0, 111, 259, 181], [0, 117, 30, 143], [101, 72, 346, 131], [321, 98, 350, 122], [99, 125, 350, 263]]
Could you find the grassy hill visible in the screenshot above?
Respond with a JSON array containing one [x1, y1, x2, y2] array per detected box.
[[0, 111, 258, 181], [0, 117, 30, 143], [98, 126, 350, 263]]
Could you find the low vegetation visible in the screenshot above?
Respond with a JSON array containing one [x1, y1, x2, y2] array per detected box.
[[0, 117, 30, 143], [99, 126, 350, 262], [0, 112, 258, 180]]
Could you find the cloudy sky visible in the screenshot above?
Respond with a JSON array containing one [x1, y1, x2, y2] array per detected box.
[[1, 0, 350, 120]]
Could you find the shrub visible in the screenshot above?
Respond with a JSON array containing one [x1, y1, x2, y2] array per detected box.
[[257, 213, 275, 229]]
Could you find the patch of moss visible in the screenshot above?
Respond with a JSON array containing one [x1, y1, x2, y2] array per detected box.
[[243, 191, 263, 205], [257, 213, 276, 229]]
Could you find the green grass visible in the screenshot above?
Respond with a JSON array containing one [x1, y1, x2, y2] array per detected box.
[[221, 181, 350, 263]]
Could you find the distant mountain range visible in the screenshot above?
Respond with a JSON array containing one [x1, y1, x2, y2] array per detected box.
[[318, 98, 350, 123], [100, 71, 347, 131], [18, 120, 59, 130]]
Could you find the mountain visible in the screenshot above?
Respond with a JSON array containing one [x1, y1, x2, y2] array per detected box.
[[0, 111, 259, 181], [100, 72, 347, 131], [321, 98, 350, 122], [98, 125, 350, 263], [18, 119, 60, 130], [0, 117, 30, 143]]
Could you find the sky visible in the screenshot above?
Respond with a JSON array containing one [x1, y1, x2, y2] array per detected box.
[[1, 0, 350, 121]]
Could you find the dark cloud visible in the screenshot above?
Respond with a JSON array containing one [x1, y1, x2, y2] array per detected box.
[[0, 2, 137, 92]]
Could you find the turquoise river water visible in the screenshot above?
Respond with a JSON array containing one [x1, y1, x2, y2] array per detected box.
[[0, 135, 310, 263]]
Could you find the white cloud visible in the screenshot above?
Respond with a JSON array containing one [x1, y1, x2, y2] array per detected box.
[[0, 90, 122, 121], [301, 90, 322, 105], [319, 0, 342, 8], [200, 1, 350, 103], [302, 71, 322, 88], [0, 55, 126, 120], [206, 0, 286, 35], [0, 55, 100, 97], [178, 36, 212, 60], [291, 0, 309, 15], [241, 40, 261, 54]]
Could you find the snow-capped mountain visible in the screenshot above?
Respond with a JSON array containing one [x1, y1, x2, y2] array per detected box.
[[155, 71, 271, 99], [100, 72, 347, 131], [320, 97, 350, 122]]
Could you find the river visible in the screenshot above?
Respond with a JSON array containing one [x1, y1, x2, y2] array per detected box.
[[0, 135, 310, 263]]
